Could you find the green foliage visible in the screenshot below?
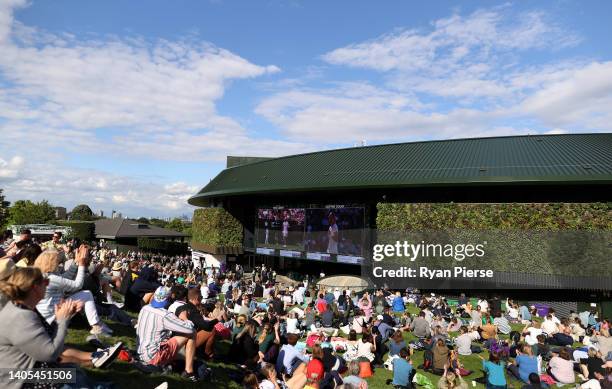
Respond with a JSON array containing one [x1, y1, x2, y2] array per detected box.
[[0, 189, 10, 229], [70, 204, 94, 221], [376, 203, 612, 277], [148, 218, 168, 229], [377, 202, 612, 231], [166, 218, 184, 232], [8, 199, 56, 225], [137, 238, 188, 255], [56, 221, 95, 241], [191, 207, 242, 248]]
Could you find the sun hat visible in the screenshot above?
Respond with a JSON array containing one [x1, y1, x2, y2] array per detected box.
[[151, 286, 170, 308], [0, 258, 16, 281], [377, 314, 384, 320], [111, 262, 123, 272]]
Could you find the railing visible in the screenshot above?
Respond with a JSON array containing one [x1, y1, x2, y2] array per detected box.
[[9, 224, 72, 235]]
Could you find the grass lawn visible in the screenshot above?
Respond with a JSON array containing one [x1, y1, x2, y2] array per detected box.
[[65, 304, 579, 389]]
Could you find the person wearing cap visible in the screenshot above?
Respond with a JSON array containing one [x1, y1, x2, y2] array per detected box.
[[135, 286, 198, 381], [304, 345, 325, 389]]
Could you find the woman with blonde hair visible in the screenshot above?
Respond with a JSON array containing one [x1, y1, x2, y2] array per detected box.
[[212, 300, 228, 322], [0, 266, 122, 388], [437, 369, 468, 389], [34, 245, 112, 336]]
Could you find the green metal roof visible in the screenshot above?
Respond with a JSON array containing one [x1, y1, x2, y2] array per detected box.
[[188, 133, 612, 206]]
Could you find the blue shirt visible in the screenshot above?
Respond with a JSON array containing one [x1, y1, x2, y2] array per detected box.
[[515, 355, 538, 383], [389, 340, 407, 356], [392, 358, 413, 386], [276, 344, 308, 375], [483, 360, 506, 386], [519, 306, 532, 321], [392, 296, 405, 312]]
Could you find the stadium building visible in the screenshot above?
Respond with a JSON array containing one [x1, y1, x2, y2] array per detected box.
[[188, 133, 612, 308]]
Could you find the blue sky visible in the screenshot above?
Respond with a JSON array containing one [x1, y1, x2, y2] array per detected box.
[[0, 0, 611, 217]]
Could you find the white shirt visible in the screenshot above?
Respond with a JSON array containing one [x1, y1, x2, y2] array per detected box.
[[282, 221, 289, 236], [201, 285, 209, 299], [327, 224, 338, 254], [287, 317, 299, 334], [525, 327, 543, 345], [168, 300, 186, 315]]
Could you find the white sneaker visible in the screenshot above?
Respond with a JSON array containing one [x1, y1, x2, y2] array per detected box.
[[92, 341, 122, 368], [90, 323, 113, 336], [154, 383, 168, 389]]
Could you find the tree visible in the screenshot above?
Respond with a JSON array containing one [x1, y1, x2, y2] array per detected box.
[[8, 199, 56, 225], [166, 218, 184, 232], [70, 204, 94, 221], [0, 189, 10, 229], [148, 218, 168, 229]]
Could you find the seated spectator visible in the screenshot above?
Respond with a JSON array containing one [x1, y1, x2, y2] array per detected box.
[[342, 360, 368, 388], [276, 333, 309, 376], [34, 247, 112, 336], [389, 330, 407, 357], [258, 362, 280, 389], [521, 373, 545, 389], [479, 351, 507, 389], [392, 348, 414, 389], [447, 317, 462, 333], [591, 329, 612, 361], [392, 291, 405, 314], [0, 266, 121, 389], [176, 287, 218, 360], [493, 311, 511, 335], [356, 333, 376, 363], [135, 286, 198, 381], [579, 348, 606, 380], [523, 320, 543, 346], [130, 266, 161, 306], [548, 347, 575, 384], [508, 344, 539, 383], [437, 369, 468, 389], [258, 321, 281, 363], [456, 326, 481, 356], [432, 338, 450, 374], [410, 311, 431, 338]]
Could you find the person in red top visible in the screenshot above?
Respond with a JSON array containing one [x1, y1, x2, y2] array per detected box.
[[316, 293, 327, 314]]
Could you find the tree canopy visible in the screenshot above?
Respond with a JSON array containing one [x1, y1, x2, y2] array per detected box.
[[8, 199, 56, 225], [70, 204, 94, 221]]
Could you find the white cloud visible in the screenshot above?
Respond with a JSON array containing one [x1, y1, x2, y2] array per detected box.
[[0, 155, 24, 178], [0, 153, 199, 217], [0, 0, 306, 166], [520, 61, 612, 129]]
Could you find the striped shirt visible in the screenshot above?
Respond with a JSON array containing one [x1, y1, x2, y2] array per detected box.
[[493, 317, 512, 335], [136, 304, 195, 363]]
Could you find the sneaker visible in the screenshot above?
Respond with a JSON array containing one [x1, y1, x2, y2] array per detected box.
[[90, 325, 110, 336], [113, 302, 125, 309], [92, 341, 123, 368], [181, 371, 199, 382], [154, 383, 168, 389]]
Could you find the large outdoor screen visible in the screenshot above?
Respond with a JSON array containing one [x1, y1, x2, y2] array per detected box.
[[256, 208, 305, 251], [255, 205, 366, 264], [305, 207, 365, 263]]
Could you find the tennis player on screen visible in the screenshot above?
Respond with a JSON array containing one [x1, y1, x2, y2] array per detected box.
[[327, 211, 338, 254]]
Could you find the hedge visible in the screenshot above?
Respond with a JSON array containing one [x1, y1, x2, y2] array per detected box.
[[376, 203, 612, 277], [56, 221, 95, 241], [137, 238, 188, 255], [191, 207, 243, 251]]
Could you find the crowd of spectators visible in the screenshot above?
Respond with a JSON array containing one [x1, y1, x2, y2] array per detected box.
[[0, 228, 611, 389]]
